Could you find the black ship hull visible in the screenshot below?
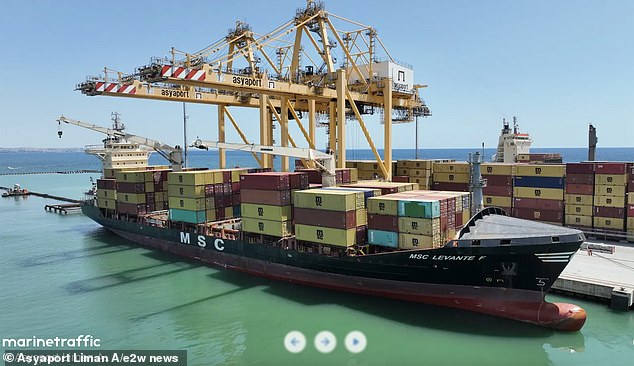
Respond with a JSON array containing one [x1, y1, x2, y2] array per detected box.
[[82, 204, 587, 331]]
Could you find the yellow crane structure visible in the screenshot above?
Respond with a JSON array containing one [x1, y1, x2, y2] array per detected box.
[[75, 0, 431, 180]]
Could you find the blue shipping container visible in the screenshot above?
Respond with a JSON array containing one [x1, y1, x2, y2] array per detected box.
[[169, 208, 206, 224], [513, 176, 565, 189], [368, 229, 398, 248]]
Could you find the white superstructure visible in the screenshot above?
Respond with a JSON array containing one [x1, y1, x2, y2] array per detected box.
[[493, 117, 532, 163]]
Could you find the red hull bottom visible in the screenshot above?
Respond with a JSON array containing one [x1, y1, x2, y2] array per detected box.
[[113, 229, 586, 331]]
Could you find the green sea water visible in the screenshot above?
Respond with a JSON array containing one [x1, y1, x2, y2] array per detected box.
[[1, 173, 633, 366]]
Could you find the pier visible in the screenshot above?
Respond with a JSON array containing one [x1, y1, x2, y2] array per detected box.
[[552, 241, 634, 311], [45, 203, 82, 214], [0, 169, 99, 176]]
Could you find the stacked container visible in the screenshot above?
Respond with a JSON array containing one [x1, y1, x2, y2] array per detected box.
[[293, 188, 367, 247], [294, 168, 358, 185], [593, 163, 627, 232], [481, 163, 514, 213], [116, 168, 170, 215], [346, 160, 398, 181], [512, 164, 565, 225], [432, 162, 470, 192], [342, 181, 418, 195], [96, 178, 117, 210], [564, 162, 595, 229], [240, 172, 308, 237], [395, 159, 434, 188], [628, 164, 634, 242]]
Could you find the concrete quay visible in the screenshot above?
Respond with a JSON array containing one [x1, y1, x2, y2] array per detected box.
[[552, 240, 634, 311]]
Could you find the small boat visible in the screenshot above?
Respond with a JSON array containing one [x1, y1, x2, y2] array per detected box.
[[2, 183, 29, 197]]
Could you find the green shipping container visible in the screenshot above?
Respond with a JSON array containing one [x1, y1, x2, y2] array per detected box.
[[397, 198, 441, 218], [367, 229, 398, 248], [169, 208, 206, 224]]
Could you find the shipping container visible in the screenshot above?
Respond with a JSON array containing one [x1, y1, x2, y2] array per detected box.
[[116, 182, 145, 194], [431, 182, 469, 192], [241, 203, 293, 221], [296, 207, 358, 229], [119, 192, 146, 204], [481, 175, 513, 186], [593, 217, 625, 230], [367, 196, 399, 216], [242, 217, 293, 237], [462, 209, 471, 226], [594, 184, 626, 197], [118, 202, 148, 215], [433, 162, 469, 174], [168, 171, 210, 186], [565, 184, 594, 195], [293, 189, 364, 211], [514, 164, 565, 178], [168, 208, 204, 223], [356, 209, 368, 226], [433, 172, 470, 183], [295, 224, 356, 246], [628, 204, 634, 217], [566, 173, 594, 185], [483, 195, 512, 208], [594, 195, 626, 208], [513, 187, 564, 200], [115, 170, 146, 183], [398, 217, 440, 236], [367, 214, 399, 232], [565, 214, 592, 228], [398, 233, 438, 249], [397, 159, 434, 170], [319, 187, 382, 203], [513, 197, 564, 210], [168, 197, 207, 211], [397, 198, 441, 218], [97, 198, 117, 209], [240, 189, 292, 206], [96, 189, 117, 200], [483, 185, 513, 197], [566, 204, 593, 217], [629, 193, 634, 205], [240, 172, 307, 191], [367, 229, 398, 248], [565, 194, 593, 206], [513, 176, 564, 189], [481, 163, 515, 176], [96, 179, 116, 190], [512, 207, 563, 223], [593, 206, 626, 219], [566, 162, 595, 174], [168, 184, 206, 198], [594, 174, 627, 185], [595, 162, 627, 175]]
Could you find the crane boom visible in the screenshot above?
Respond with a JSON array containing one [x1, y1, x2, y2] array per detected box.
[[57, 115, 183, 171], [192, 140, 336, 187]]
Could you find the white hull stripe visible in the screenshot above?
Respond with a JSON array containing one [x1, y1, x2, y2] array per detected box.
[[541, 259, 570, 263], [535, 251, 576, 256]]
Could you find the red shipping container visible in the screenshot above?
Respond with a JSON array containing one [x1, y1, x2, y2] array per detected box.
[[566, 163, 595, 174], [214, 183, 225, 195], [594, 206, 625, 219], [289, 172, 309, 190], [340, 169, 351, 183], [295, 169, 321, 184], [455, 211, 463, 227], [97, 179, 116, 189], [215, 208, 226, 221], [595, 162, 627, 174], [482, 175, 513, 186], [529, 154, 546, 162], [392, 175, 410, 183], [231, 182, 241, 193], [628, 181, 634, 192], [565, 183, 594, 195], [432, 182, 469, 192], [512, 207, 563, 223], [204, 184, 215, 197], [498, 206, 512, 214], [241, 172, 291, 191], [296, 207, 358, 229], [483, 186, 513, 197], [223, 182, 232, 194], [440, 215, 448, 232], [222, 171, 231, 183], [232, 192, 241, 206], [356, 226, 368, 244], [117, 202, 147, 215], [628, 204, 634, 217], [566, 174, 594, 185], [367, 214, 399, 231], [240, 189, 292, 205], [513, 197, 564, 211], [116, 182, 145, 194]]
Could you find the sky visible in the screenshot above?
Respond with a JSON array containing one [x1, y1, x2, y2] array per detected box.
[[0, 0, 632, 150]]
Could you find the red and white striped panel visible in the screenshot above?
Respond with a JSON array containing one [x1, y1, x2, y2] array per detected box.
[[160, 65, 205, 81], [117, 84, 136, 94], [95, 82, 119, 93]]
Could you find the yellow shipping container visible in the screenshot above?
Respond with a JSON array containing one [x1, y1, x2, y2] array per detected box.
[[594, 174, 627, 185], [170, 171, 213, 186], [626, 217, 634, 230], [594, 184, 626, 197], [293, 189, 364, 211], [97, 198, 117, 209], [357, 170, 380, 180], [168, 184, 206, 198], [398, 217, 440, 235], [116, 170, 146, 183], [349, 168, 359, 183], [433, 172, 470, 183], [629, 192, 634, 204], [397, 159, 434, 170], [593, 217, 625, 230], [398, 233, 437, 249], [242, 218, 293, 237], [119, 192, 146, 204], [295, 224, 356, 247], [241, 203, 293, 221], [462, 209, 471, 226], [483, 195, 512, 208], [433, 162, 469, 174], [481, 163, 515, 176], [168, 197, 207, 211], [565, 194, 593, 206], [225, 206, 234, 218], [594, 195, 625, 208], [514, 164, 565, 178], [565, 204, 593, 217], [514, 187, 564, 200], [96, 189, 117, 200], [565, 215, 592, 227], [356, 209, 368, 226], [367, 196, 399, 216]]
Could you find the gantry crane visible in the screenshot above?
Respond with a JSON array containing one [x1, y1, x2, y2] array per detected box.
[[57, 115, 184, 171], [192, 139, 336, 187], [75, 0, 431, 180]]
